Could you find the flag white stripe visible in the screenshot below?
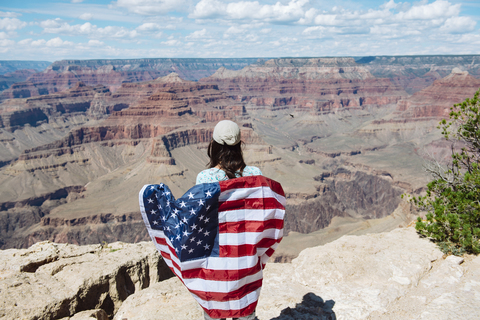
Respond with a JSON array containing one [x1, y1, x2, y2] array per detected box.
[[192, 288, 261, 311], [180, 254, 260, 271], [219, 229, 284, 246], [218, 207, 285, 223], [219, 186, 286, 206]]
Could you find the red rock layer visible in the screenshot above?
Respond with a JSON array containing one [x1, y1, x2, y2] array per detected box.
[[392, 70, 480, 120]]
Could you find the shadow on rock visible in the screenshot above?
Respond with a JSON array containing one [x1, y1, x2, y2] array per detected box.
[[271, 292, 336, 320]]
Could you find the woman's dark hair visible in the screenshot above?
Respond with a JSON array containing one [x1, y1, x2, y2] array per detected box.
[[207, 139, 246, 179]]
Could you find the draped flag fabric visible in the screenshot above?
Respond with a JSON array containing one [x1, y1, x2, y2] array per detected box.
[[139, 175, 286, 319]]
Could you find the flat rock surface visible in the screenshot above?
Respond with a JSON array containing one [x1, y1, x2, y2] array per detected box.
[[2, 227, 478, 320], [113, 227, 479, 320]]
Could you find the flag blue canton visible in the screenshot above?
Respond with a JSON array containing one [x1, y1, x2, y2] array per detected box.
[[142, 182, 221, 262]]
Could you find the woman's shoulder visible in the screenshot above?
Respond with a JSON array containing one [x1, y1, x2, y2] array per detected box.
[[196, 168, 226, 184], [243, 166, 262, 176]]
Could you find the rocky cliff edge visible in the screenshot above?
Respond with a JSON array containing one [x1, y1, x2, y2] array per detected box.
[[1, 227, 479, 320]]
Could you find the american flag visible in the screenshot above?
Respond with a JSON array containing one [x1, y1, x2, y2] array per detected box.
[[139, 175, 285, 318]]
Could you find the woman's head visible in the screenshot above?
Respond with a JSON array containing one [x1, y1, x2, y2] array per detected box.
[[208, 120, 246, 179]]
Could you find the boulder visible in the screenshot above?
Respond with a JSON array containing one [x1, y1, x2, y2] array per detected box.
[[0, 241, 173, 319]]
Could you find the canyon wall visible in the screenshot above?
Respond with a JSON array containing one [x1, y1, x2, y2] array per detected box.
[[1, 56, 479, 252]]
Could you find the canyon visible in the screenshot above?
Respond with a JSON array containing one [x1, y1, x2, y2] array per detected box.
[[0, 55, 479, 254]]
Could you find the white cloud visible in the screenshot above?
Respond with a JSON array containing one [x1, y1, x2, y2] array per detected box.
[[190, 0, 309, 22], [0, 11, 21, 18], [0, 39, 15, 47], [0, 18, 27, 31], [39, 19, 138, 39], [71, 0, 84, 3], [313, 14, 338, 26], [136, 22, 163, 32], [0, 32, 7, 39], [113, 0, 187, 15], [87, 39, 104, 46], [189, 0, 225, 18], [79, 13, 93, 20], [18, 38, 32, 45], [440, 16, 476, 34], [162, 39, 182, 45], [185, 29, 208, 40], [31, 39, 47, 46], [46, 37, 74, 47], [397, 0, 460, 20]]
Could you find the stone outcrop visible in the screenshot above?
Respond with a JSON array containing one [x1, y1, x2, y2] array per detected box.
[[0, 240, 173, 319], [4, 228, 476, 319]]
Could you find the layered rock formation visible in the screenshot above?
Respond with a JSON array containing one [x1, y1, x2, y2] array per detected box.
[[2, 57, 477, 256], [356, 55, 480, 94], [2, 228, 479, 320], [201, 58, 406, 116], [0, 58, 260, 101]]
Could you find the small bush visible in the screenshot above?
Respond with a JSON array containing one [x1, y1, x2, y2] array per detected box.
[[409, 89, 480, 255]]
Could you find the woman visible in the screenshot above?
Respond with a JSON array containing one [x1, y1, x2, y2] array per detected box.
[[197, 120, 260, 320], [196, 120, 262, 185]]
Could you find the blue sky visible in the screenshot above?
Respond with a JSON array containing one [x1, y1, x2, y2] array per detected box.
[[0, 0, 479, 61]]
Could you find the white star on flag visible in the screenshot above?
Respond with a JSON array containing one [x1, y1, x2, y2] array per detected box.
[[188, 192, 194, 199]]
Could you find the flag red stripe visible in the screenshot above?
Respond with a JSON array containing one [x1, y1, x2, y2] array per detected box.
[[220, 238, 281, 257], [190, 279, 263, 302], [204, 300, 258, 319], [218, 197, 284, 212], [181, 258, 262, 280], [219, 218, 284, 233], [265, 248, 275, 257], [155, 236, 167, 245], [219, 175, 285, 196]]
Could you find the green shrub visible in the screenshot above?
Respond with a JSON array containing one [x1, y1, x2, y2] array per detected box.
[[409, 89, 480, 255]]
